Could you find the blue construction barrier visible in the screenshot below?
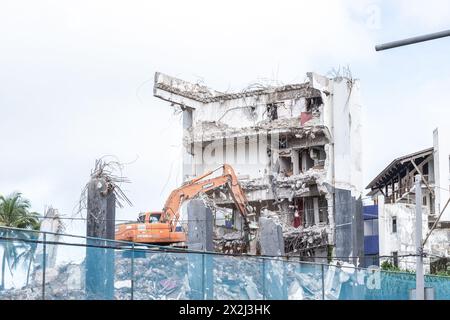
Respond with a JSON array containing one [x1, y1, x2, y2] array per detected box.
[[0, 226, 449, 300]]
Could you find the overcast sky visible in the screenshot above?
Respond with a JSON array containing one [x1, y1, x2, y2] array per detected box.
[[1, 0, 449, 235]]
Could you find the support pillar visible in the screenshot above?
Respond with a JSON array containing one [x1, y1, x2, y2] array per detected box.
[[313, 197, 320, 225], [259, 217, 287, 299], [85, 177, 116, 300], [187, 200, 214, 299]]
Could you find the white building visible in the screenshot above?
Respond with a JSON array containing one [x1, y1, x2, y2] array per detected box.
[[367, 128, 450, 273]]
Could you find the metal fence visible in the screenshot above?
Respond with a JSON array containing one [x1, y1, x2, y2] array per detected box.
[[0, 226, 450, 300]]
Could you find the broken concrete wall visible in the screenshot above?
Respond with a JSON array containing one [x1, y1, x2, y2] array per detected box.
[[330, 76, 363, 196], [85, 177, 116, 300], [259, 217, 285, 256], [34, 207, 63, 270], [334, 188, 364, 266], [154, 71, 363, 259], [187, 200, 214, 251]]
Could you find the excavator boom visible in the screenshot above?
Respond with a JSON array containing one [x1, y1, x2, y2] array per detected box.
[[162, 164, 250, 229]]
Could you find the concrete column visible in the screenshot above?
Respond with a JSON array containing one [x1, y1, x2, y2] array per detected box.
[[248, 136, 258, 166], [187, 200, 214, 299], [85, 177, 115, 300], [225, 137, 235, 166], [182, 109, 193, 180], [301, 151, 308, 172], [187, 200, 213, 251], [236, 136, 246, 164], [292, 150, 300, 175], [313, 197, 320, 225], [259, 217, 284, 256], [259, 217, 287, 299], [334, 189, 364, 266]]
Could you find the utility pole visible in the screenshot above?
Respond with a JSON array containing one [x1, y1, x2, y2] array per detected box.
[[415, 174, 424, 300]]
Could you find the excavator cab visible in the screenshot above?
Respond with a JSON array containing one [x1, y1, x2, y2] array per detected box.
[[148, 212, 162, 223], [137, 212, 162, 223]]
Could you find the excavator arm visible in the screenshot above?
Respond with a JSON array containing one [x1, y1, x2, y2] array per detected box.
[[161, 164, 251, 232]]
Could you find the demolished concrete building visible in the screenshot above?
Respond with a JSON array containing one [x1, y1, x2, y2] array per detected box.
[[153, 71, 364, 264]]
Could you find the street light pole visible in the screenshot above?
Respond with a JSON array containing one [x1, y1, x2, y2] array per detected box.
[[375, 29, 450, 51], [415, 175, 424, 300]]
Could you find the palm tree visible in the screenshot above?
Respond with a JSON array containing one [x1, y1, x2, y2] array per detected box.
[[14, 207, 64, 286], [0, 192, 40, 290], [11, 231, 40, 286]]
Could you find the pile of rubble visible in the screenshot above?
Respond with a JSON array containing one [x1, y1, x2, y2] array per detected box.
[[116, 251, 267, 300], [240, 177, 269, 191], [115, 251, 189, 300], [275, 170, 325, 189], [283, 225, 329, 254], [0, 248, 365, 300], [0, 262, 86, 300], [212, 256, 263, 299], [284, 262, 323, 300], [0, 286, 42, 300], [213, 231, 248, 254]]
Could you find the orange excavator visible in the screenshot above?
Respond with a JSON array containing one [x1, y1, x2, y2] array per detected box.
[[115, 164, 252, 245]]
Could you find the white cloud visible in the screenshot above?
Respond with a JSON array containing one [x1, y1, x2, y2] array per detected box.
[[396, 0, 450, 29]]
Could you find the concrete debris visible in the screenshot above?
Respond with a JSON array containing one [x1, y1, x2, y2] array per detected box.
[[243, 276, 263, 300], [275, 169, 326, 188], [1, 263, 86, 300], [240, 177, 269, 191], [213, 230, 248, 254], [114, 280, 131, 289], [283, 225, 329, 253], [0, 251, 365, 300], [214, 238, 248, 254], [0, 287, 42, 300], [154, 72, 321, 104], [154, 72, 221, 103], [292, 273, 322, 299], [195, 194, 249, 254], [220, 231, 245, 240]]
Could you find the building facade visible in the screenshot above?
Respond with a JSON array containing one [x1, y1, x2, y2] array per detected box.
[[154, 71, 364, 264]]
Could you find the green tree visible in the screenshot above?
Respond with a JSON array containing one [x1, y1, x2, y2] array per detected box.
[[0, 192, 40, 289], [380, 260, 401, 272]]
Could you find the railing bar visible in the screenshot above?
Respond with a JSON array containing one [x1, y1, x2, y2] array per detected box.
[[42, 233, 46, 300]]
